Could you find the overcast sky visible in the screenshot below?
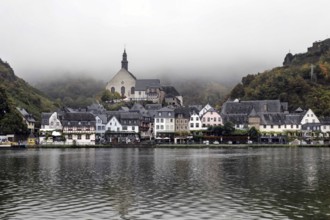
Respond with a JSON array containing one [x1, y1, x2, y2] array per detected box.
[[0, 0, 329, 84]]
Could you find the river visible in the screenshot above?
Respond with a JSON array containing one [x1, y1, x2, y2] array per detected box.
[[1, 147, 330, 219]]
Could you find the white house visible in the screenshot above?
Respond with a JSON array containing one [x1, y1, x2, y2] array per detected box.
[[154, 107, 175, 137], [106, 116, 122, 132], [188, 112, 204, 131]]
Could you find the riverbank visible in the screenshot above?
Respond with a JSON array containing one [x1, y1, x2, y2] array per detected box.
[[29, 143, 330, 149]]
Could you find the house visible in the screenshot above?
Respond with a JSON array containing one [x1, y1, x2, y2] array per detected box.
[[162, 86, 183, 106], [174, 107, 190, 134], [130, 103, 153, 140], [62, 112, 96, 145], [154, 107, 175, 139], [95, 114, 107, 140], [105, 111, 140, 143], [134, 79, 162, 102], [221, 99, 288, 129], [201, 108, 223, 128], [40, 112, 63, 131], [16, 107, 36, 132], [39, 112, 64, 145], [188, 110, 203, 131]]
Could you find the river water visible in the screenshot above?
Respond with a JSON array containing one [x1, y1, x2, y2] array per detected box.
[[0, 147, 330, 219]]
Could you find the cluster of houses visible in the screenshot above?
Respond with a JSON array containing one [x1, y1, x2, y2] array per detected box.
[[32, 99, 329, 145], [14, 50, 330, 145]]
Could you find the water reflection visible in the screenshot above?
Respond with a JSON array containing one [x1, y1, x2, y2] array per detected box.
[[1, 148, 330, 219]]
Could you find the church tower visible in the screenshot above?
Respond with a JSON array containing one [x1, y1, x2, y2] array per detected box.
[[121, 49, 128, 70], [105, 49, 136, 99]]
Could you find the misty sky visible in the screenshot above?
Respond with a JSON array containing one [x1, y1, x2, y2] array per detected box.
[[1, 0, 329, 84]]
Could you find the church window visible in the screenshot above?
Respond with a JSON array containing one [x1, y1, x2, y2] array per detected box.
[[131, 87, 135, 95], [111, 87, 115, 93], [121, 86, 125, 97]]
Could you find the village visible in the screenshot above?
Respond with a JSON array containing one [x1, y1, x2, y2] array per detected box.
[[4, 50, 330, 147]]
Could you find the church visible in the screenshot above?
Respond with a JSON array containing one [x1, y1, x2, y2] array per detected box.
[[105, 50, 136, 99], [106, 50, 183, 106]]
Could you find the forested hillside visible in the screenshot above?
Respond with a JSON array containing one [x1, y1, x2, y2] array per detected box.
[[35, 77, 105, 108], [229, 39, 330, 117], [0, 59, 57, 133]]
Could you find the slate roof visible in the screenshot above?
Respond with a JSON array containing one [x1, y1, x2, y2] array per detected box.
[[135, 79, 161, 91], [221, 100, 287, 115], [161, 86, 180, 96], [16, 107, 36, 123], [155, 107, 175, 118], [174, 107, 191, 118], [95, 114, 107, 124], [41, 113, 52, 126], [62, 112, 96, 127]]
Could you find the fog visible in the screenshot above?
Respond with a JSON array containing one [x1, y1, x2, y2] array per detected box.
[[1, 0, 329, 85]]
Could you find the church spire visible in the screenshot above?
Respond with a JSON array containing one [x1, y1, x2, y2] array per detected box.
[[121, 49, 128, 70]]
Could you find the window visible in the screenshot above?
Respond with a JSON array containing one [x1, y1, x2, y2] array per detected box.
[[111, 87, 115, 93], [121, 86, 125, 97], [158, 112, 161, 116], [77, 134, 81, 140], [190, 123, 194, 128], [161, 119, 164, 123], [196, 117, 199, 121], [170, 119, 173, 123], [278, 125, 281, 128], [291, 125, 293, 128], [161, 125, 164, 129], [263, 125, 266, 128], [156, 125, 159, 129], [196, 123, 199, 128], [190, 117, 193, 121], [156, 119, 159, 123], [122, 126, 127, 130], [68, 134, 72, 140], [218, 117, 221, 122], [207, 118, 210, 122], [131, 87, 135, 95], [86, 134, 90, 140], [271, 125, 273, 129]]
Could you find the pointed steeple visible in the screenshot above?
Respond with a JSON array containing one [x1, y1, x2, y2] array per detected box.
[[121, 49, 128, 70]]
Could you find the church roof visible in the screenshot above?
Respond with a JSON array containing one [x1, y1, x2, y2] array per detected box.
[[113, 68, 136, 81]]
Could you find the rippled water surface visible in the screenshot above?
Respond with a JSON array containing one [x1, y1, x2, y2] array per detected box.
[[1, 147, 330, 219]]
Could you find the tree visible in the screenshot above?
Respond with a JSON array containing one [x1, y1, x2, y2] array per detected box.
[[223, 122, 235, 135], [248, 127, 260, 142]]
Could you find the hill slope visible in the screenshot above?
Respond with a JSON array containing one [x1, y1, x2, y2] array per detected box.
[[0, 59, 57, 133], [229, 38, 330, 117]]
